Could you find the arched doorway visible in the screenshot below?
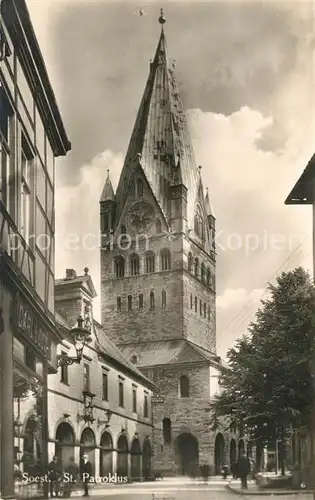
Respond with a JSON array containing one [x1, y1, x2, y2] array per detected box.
[[117, 434, 128, 477], [142, 438, 152, 480], [238, 439, 245, 457], [130, 438, 141, 481], [80, 428, 96, 474], [230, 439, 237, 466], [174, 433, 199, 475], [55, 422, 75, 467], [100, 432, 113, 476], [214, 433, 225, 475]]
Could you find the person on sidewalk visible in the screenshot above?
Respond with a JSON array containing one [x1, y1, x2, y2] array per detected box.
[[80, 454, 93, 497], [236, 451, 251, 489], [48, 456, 62, 498], [63, 457, 79, 497]]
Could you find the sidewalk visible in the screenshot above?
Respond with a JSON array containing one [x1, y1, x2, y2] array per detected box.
[[227, 479, 314, 496]]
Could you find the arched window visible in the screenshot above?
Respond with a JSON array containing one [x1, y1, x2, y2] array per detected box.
[[139, 294, 143, 310], [190, 294, 193, 309], [194, 205, 204, 239], [117, 297, 121, 312], [161, 290, 166, 307], [161, 249, 171, 271], [137, 179, 143, 197], [115, 256, 125, 278], [194, 296, 197, 312], [128, 295, 132, 311], [163, 418, 171, 444], [194, 257, 199, 277], [208, 305, 210, 320], [207, 268, 211, 288], [201, 263, 205, 283], [188, 252, 193, 273], [179, 375, 190, 398], [156, 219, 162, 233], [130, 254, 140, 276], [199, 300, 202, 316], [203, 302, 206, 318], [121, 225, 126, 235], [150, 291, 155, 310], [145, 251, 155, 273]]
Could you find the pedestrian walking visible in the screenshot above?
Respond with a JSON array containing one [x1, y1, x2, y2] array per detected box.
[[63, 457, 79, 497], [80, 454, 93, 497], [236, 451, 251, 489], [48, 456, 62, 498]]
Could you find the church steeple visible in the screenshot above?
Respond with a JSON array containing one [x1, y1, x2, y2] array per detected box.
[[100, 170, 115, 202], [114, 10, 199, 229], [100, 170, 115, 235]]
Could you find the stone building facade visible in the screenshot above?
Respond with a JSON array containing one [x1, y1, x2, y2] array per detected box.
[[48, 269, 156, 481], [99, 14, 239, 475], [0, 1, 70, 498]]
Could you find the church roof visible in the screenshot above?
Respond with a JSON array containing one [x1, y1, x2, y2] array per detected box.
[[118, 339, 222, 369], [100, 170, 115, 202], [114, 17, 199, 227]]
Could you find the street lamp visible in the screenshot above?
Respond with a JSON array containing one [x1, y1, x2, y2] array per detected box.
[[57, 316, 92, 367]]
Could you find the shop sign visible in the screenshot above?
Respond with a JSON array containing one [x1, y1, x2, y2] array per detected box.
[[15, 299, 52, 360], [151, 395, 165, 404]]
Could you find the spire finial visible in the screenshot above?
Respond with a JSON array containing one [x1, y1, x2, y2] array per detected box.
[[159, 8, 166, 28], [107, 169, 110, 177]]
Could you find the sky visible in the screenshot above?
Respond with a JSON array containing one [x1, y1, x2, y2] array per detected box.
[[27, 0, 315, 358]]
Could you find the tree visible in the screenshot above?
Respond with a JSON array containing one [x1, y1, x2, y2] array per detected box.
[[211, 267, 315, 474]]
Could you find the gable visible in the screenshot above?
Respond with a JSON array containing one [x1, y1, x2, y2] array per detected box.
[[113, 163, 169, 243]]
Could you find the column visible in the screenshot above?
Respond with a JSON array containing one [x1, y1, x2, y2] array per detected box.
[[73, 445, 81, 466], [48, 442, 56, 463], [112, 450, 117, 475], [95, 448, 100, 478], [0, 290, 14, 498]]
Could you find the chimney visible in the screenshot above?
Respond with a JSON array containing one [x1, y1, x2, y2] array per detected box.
[[65, 269, 77, 280]]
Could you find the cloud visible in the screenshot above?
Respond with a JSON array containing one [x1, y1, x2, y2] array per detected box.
[[55, 150, 123, 320]]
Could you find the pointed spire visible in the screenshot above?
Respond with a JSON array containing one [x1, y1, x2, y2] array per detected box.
[[114, 9, 199, 228], [205, 187, 216, 218], [100, 169, 115, 202]]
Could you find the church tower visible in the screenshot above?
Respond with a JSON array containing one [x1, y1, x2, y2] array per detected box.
[[100, 11, 224, 475]]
